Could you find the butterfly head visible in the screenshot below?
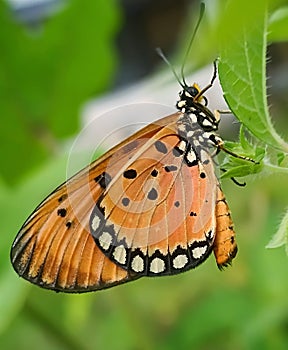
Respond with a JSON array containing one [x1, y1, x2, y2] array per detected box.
[[176, 83, 204, 109], [176, 82, 219, 132]]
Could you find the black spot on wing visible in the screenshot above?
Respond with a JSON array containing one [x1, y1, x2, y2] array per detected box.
[[66, 221, 72, 229], [122, 197, 130, 207], [173, 138, 187, 157], [151, 169, 158, 177], [94, 172, 112, 189], [164, 165, 178, 172], [57, 208, 67, 217], [58, 194, 68, 203], [147, 188, 158, 200], [154, 140, 168, 154], [123, 169, 137, 179], [172, 147, 183, 157]]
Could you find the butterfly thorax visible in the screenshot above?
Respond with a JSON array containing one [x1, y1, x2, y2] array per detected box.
[[175, 85, 221, 157], [176, 84, 219, 131]]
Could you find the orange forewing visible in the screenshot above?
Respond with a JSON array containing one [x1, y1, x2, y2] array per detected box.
[[11, 114, 180, 292]]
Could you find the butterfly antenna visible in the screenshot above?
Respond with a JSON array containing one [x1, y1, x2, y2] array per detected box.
[[156, 47, 185, 89], [180, 2, 205, 86]]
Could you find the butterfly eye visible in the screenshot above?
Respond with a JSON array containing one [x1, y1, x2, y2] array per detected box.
[[185, 85, 199, 98], [178, 85, 199, 101]]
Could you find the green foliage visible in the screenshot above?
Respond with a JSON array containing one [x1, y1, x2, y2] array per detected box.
[[217, 0, 288, 256], [268, 6, 288, 42], [218, 0, 288, 151], [266, 210, 288, 254], [0, 0, 120, 184], [220, 126, 265, 179]]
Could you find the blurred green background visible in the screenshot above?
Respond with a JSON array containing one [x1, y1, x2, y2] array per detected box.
[[1, 0, 288, 349]]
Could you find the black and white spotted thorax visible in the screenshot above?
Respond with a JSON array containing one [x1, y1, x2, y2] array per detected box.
[[176, 85, 223, 156]]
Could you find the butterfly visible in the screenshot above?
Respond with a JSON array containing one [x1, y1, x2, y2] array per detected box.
[[10, 60, 238, 293]]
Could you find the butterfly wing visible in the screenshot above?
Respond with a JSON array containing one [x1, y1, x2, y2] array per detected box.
[[11, 114, 179, 292], [11, 110, 237, 293], [90, 115, 219, 276]]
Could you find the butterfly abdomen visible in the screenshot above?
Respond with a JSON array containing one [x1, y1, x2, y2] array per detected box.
[[213, 186, 238, 268]]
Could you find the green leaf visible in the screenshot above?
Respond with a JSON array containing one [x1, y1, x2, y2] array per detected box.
[[220, 162, 262, 179], [239, 125, 253, 151], [277, 152, 286, 166], [0, 0, 121, 185], [220, 153, 264, 179], [266, 209, 288, 255], [218, 1, 288, 153], [268, 6, 288, 42], [220, 125, 265, 179]]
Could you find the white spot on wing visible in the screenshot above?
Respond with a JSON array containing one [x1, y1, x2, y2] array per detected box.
[[131, 255, 144, 272], [191, 246, 207, 259], [150, 257, 165, 273], [173, 254, 188, 269], [98, 231, 112, 251], [177, 140, 187, 153], [186, 149, 197, 163], [113, 245, 126, 264], [91, 214, 101, 231]]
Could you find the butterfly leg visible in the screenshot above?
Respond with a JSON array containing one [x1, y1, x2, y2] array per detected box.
[[214, 109, 232, 121], [195, 60, 218, 103], [220, 168, 246, 187], [215, 109, 232, 115], [209, 134, 257, 163]]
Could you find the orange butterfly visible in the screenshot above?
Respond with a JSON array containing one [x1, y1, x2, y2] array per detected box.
[[10, 64, 238, 293]]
